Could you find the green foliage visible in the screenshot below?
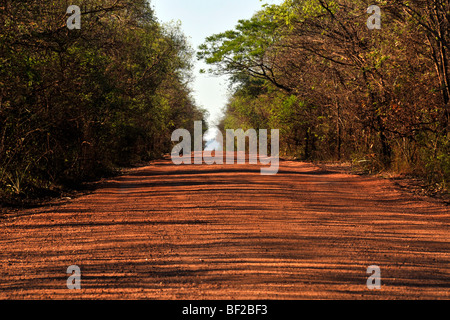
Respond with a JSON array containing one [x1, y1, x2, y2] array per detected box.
[[0, 0, 206, 202], [198, 11, 291, 91], [202, 0, 449, 190]]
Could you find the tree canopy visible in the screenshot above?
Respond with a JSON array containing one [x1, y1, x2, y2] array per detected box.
[[0, 0, 207, 202], [200, 0, 449, 190]]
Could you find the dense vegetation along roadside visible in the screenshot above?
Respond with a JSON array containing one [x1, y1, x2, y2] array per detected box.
[[199, 0, 449, 194], [0, 1, 207, 205]]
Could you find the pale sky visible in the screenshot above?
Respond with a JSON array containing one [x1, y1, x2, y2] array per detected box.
[[150, 0, 282, 137]]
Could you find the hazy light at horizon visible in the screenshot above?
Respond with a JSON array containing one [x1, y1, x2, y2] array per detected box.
[[150, 0, 281, 128]]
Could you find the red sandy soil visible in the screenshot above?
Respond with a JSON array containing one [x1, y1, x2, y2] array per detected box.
[[0, 155, 448, 300]]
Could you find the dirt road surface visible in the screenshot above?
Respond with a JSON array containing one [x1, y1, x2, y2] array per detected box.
[[0, 157, 448, 299]]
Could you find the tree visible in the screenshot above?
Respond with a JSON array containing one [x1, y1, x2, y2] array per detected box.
[[200, 0, 449, 188], [0, 0, 207, 202]]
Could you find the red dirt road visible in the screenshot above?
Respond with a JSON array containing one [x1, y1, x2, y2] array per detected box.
[[0, 157, 449, 299]]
